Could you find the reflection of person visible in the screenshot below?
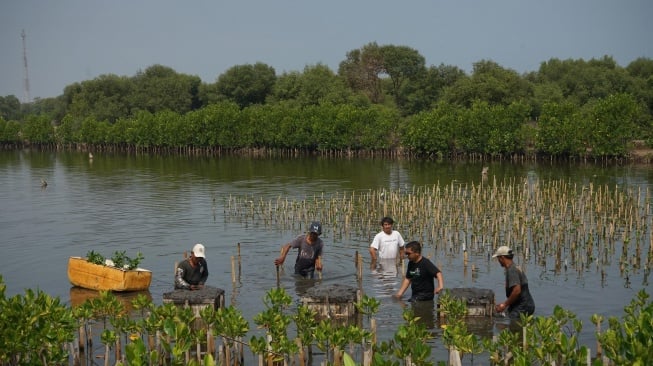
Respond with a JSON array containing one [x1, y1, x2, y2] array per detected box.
[[274, 221, 324, 279], [175, 243, 208, 290], [369, 216, 405, 264], [394, 241, 444, 301], [492, 246, 535, 318], [411, 299, 436, 329]]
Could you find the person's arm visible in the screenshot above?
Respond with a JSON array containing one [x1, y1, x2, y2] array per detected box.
[[315, 255, 323, 271], [369, 234, 379, 261], [369, 246, 378, 261], [434, 271, 444, 294], [199, 258, 208, 285], [274, 243, 292, 265], [397, 232, 405, 264], [174, 265, 191, 290], [496, 284, 521, 312], [394, 277, 411, 298]]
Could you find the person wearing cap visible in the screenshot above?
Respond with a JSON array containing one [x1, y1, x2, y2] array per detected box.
[[274, 221, 324, 278], [492, 245, 535, 318], [175, 243, 208, 290], [369, 216, 405, 276], [394, 241, 444, 301]]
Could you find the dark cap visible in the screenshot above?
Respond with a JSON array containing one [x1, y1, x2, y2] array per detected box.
[[309, 221, 322, 235]]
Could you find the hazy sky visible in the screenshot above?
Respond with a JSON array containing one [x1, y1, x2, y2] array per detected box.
[[1, 0, 651, 100]]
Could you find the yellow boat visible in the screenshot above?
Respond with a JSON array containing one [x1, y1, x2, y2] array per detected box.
[[67, 256, 152, 292]]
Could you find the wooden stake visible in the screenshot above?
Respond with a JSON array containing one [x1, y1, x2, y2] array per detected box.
[[231, 256, 236, 284]]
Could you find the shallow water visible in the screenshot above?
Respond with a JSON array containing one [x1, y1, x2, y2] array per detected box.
[[1, 149, 651, 363]]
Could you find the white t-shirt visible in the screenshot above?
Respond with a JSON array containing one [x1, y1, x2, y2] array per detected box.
[[370, 230, 405, 259]]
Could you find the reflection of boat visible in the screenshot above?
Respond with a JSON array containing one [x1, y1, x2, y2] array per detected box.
[[69, 287, 152, 312], [67, 256, 152, 291]]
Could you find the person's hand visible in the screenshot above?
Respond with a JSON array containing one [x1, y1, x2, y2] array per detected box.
[[495, 303, 507, 312], [435, 286, 443, 294], [316, 263, 323, 271], [274, 257, 284, 266]]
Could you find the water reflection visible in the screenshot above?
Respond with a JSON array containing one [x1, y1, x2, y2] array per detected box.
[[410, 299, 436, 330], [69, 287, 152, 312]]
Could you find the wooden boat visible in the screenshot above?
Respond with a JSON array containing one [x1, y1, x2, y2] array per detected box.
[[67, 256, 152, 291]]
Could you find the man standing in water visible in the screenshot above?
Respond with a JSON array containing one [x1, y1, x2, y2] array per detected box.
[[492, 246, 535, 318], [369, 216, 405, 277], [394, 241, 444, 301], [274, 221, 324, 279]]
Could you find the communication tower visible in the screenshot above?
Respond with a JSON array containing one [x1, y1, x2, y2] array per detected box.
[[21, 29, 31, 103]]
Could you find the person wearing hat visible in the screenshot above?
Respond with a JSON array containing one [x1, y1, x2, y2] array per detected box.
[[492, 245, 535, 318], [175, 243, 208, 290], [369, 216, 405, 276], [274, 221, 324, 278], [393, 241, 444, 301]]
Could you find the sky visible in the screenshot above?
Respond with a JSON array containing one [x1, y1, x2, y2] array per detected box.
[[1, 0, 652, 101]]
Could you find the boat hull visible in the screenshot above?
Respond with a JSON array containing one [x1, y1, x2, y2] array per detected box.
[[67, 256, 152, 292]]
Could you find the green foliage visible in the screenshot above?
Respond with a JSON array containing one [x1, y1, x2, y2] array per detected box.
[[85, 250, 144, 270], [391, 308, 434, 365], [536, 56, 634, 107], [206, 305, 249, 347], [215, 62, 276, 108], [597, 289, 653, 365], [21, 114, 54, 144], [0, 274, 651, 365], [582, 93, 643, 157], [402, 101, 458, 156], [442, 60, 533, 109], [536, 100, 585, 156], [0, 285, 76, 365], [485, 306, 590, 365], [86, 250, 105, 265], [251, 287, 297, 363], [111, 250, 144, 270], [271, 64, 356, 107], [3, 48, 653, 162], [0, 95, 21, 121], [438, 291, 483, 361], [0, 119, 21, 143]]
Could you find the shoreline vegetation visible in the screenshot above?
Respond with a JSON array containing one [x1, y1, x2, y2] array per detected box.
[[1, 50, 652, 164], [2, 143, 653, 165]]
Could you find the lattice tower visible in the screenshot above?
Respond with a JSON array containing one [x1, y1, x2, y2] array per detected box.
[[21, 29, 31, 103]]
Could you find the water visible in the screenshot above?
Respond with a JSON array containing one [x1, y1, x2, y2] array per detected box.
[[1, 149, 651, 363]]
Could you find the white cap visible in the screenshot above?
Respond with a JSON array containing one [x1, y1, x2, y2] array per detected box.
[[192, 243, 206, 258], [492, 245, 512, 258]]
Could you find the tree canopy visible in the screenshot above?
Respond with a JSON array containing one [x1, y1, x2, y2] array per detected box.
[[2, 43, 651, 159]]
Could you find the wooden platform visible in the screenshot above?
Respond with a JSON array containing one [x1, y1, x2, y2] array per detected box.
[[300, 284, 361, 323], [437, 287, 495, 318], [162, 286, 225, 316]]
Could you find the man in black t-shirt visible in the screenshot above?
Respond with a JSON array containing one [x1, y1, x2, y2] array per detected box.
[[394, 241, 444, 301]]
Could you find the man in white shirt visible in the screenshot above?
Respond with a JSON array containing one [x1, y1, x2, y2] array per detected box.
[[369, 216, 405, 277]]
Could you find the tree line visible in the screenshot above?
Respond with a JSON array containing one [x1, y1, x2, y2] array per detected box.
[[1, 42, 652, 158]]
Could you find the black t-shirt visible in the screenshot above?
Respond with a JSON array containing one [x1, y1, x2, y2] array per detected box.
[[406, 256, 441, 300]]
